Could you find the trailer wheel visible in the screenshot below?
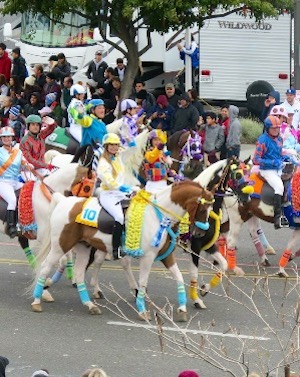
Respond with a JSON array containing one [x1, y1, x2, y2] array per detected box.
[[246, 80, 274, 118]]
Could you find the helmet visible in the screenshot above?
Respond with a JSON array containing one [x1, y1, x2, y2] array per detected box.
[[270, 105, 289, 119], [264, 115, 281, 130], [88, 98, 105, 111], [148, 129, 167, 144], [120, 99, 138, 112], [26, 114, 42, 124], [70, 84, 86, 96], [102, 133, 121, 145], [0, 126, 14, 137]]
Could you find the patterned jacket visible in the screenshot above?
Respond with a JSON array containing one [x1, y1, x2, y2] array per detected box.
[[20, 122, 56, 169], [253, 132, 283, 170]]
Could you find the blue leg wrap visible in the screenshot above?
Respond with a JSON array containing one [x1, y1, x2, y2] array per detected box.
[[136, 288, 146, 313], [257, 228, 269, 250], [77, 282, 90, 304], [33, 277, 46, 299], [51, 267, 64, 284], [177, 282, 187, 306]]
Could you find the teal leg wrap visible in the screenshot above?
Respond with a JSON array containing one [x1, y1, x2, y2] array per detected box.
[[77, 282, 90, 304], [51, 267, 64, 284], [136, 288, 146, 313], [258, 228, 270, 250], [33, 277, 46, 299], [177, 282, 187, 306], [24, 247, 37, 268], [66, 260, 74, 280]]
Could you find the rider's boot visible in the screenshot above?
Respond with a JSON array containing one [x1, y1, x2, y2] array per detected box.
[[6, 210, 18, 238], [273, 194, 289, 230], [112, 222, 124, 260]]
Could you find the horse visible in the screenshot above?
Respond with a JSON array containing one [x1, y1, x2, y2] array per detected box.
[[45, 119, 123, 154], [30, 181, 215, 319], [167, 129, 204, 179]]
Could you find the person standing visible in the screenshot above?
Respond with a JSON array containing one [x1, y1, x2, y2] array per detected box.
[[218, 104, 231, 159], [0, 43, 11, 82], [33, 64, 46, 91], [11, 47, 27, 86], [171, 92, 199, 133], [164, 82, 180, 108], [113, 58, 126, 81], [226, 105, 242, 158], [261, 90, 280, 121], [67, 84, 86, 143], [48, 55, 61, 82], [177, 36, 199, 92], [86, 50, 108, 86], [56, 53, 71, 83], [281, 88, 300, 130]]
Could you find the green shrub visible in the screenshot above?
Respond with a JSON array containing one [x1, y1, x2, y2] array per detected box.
[[240, 117, 263, 144]]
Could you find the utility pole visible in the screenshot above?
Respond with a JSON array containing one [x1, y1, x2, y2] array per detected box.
[[294, 0, 300, 89], [185, 27, 192, 91]]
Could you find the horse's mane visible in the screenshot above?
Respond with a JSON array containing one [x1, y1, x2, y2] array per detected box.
[[193, 159, 228, 188], [167, 130, 186, 150]]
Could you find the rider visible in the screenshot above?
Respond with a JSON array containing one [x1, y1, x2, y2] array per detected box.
[[97, 133, 139, 260], [120, 99, 145, 147], [143, 129, 174, 193], [72, 98, 107, 147], [0, 127, 33, 238], [252, 115, 289, 229], [67, 84, 86, 144], [20, 114, 56, 178]]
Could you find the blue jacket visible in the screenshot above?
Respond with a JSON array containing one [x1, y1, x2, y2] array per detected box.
[[180, 48, 199, 68], [146, 104, 175, 131], [253, 132, 283, 170], [77, 113, 107, 147]]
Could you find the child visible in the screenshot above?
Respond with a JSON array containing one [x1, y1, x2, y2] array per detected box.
[[201, 111, 225, 167], [253, 115, 289, 229], [143, 129, 173, 193], [67, 84, 86, 143]]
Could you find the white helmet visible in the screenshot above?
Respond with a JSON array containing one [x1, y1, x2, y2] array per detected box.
[[70, 84, 86, 96], [121, 99, 138, 112]]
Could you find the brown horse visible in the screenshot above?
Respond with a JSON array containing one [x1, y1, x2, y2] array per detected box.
[[167, 129, 204, 179]]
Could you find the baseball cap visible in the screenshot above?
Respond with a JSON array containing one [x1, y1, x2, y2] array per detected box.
[[48, 55, 58, 62], [165, 83, 175, 89], [95, 50, 102, 55], [286, 88, 296, 95]]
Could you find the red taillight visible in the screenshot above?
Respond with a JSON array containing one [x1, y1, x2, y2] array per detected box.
[[279, 73, 288, 79], [201, 70, 211, 76]]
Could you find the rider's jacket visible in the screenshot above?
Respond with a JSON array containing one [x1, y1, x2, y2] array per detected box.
[[97, 155, 125, 191], [253, 132, 283, 171], [76, 113, 107, 147], [0, 146, 23, 181], [143, 147, 169, 182]]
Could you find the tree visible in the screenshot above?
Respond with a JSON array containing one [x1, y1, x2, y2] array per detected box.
[[0, 0, 294, 98]]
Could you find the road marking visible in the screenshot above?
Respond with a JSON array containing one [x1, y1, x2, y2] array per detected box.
[[107, 321, 270, 340]]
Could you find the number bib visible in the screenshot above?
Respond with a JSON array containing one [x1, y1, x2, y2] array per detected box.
[[75, 198, 100, 228]]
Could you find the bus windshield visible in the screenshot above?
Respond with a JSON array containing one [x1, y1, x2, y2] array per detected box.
[[20, 12, 96, 47]]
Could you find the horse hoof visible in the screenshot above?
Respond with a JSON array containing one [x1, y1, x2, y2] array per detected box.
[[72, 283, 77, 288], [89, 306, 102, 315], [194, 301, 207, 309], [105, 253, 112, 261], [45, 278, 53, 288], [262, 259, 271, 267], [265, 247, 276, 255], [200, 285, 208, 297], [176, 310, 188, 322], [31, 303, 42, 312], [42, 290, 54, 302], [233, 267, 245, 277], [138, 311, 151, 321], [277, 271, 289, 278], [93, 291, 105, 300]]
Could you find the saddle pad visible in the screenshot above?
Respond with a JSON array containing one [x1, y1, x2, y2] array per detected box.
[[75, 197, 100, 228], [249, 173, 264, 196], [46, 127, 69, 150]]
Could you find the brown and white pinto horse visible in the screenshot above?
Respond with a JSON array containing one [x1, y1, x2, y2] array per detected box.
[[31, 181, 215, 320]]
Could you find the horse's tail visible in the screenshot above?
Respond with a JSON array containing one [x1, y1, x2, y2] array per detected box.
[[27, 193, 65, 294]]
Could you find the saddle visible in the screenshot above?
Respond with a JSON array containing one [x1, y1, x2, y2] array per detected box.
[[75, 197, 130, 234], [46, 127, 79, 154], [250, 163, 295, 205]]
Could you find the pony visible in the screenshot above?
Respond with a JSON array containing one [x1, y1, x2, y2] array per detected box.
[[30, 181, 215, 320], [167, 129, 204, 179]]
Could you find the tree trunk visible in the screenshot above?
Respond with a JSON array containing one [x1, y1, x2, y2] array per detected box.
[[120, 41, 140, 100]]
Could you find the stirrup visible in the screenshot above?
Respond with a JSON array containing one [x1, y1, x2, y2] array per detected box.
[[113, 247, 125, 260], [274, 216, 289, 229]]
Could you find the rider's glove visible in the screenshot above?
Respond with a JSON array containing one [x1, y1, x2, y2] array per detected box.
[[119, 185, 132, 193]]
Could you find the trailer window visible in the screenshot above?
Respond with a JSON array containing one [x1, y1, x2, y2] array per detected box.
[[20, 12, 97, 47]]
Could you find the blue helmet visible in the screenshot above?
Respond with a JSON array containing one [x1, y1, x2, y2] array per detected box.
[[89, 99, 104, 109]]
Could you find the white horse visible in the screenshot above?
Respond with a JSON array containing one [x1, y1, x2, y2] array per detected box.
[[30, 181, 215, 319]]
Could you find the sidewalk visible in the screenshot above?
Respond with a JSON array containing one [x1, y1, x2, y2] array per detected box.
[[240, 144, 255, 160]]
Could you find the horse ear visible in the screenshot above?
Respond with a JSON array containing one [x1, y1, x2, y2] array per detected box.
[[244, 156, 251, 164]]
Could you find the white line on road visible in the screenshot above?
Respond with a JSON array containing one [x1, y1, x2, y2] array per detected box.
[[107, 321, 270, 340]]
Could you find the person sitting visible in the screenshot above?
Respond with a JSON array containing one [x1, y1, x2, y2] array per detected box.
[[147, 95, 174, 132], [20, 114, 56, 178], [45, 93, 63, 126], [253, 115, 289, 229], [119, 99, 145, 147], [72, 98, 107, 147], [97, 133, 138, 260], [8, 105, 25, 143], [0, 96, 13, 127], [201, 111, 225, 167], [143, 129, 174, 193], [23, 92, 43, 117], [0, 127, 33, 238], [67, 84, 86, 143]]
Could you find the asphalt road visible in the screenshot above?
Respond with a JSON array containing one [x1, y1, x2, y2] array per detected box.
[[2, 144, 300, 377]]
